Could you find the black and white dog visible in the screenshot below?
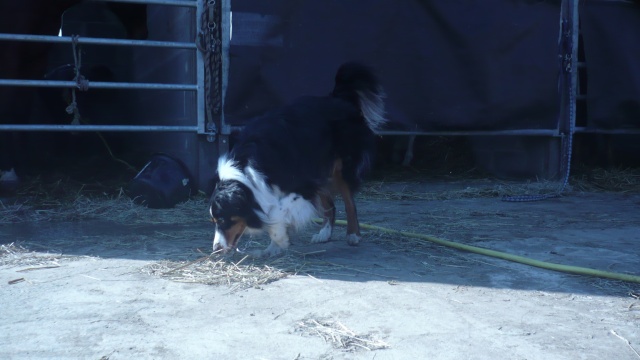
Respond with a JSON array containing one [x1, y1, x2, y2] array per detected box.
[[209, 62, 386, 257]]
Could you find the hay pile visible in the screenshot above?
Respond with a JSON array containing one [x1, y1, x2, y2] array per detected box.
[[140, 233, 401, 291], [295, 316, 390, 351], [141, 254, 288, 292]]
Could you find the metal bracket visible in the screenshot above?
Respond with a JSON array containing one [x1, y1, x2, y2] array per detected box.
[[205, 121, 218, 142]]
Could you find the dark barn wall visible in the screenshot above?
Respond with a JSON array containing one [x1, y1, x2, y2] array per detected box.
[[224, 0, 640, 177], [225, 0, 562, 132], [10, 1, 638, 185], [581, 1, 640, 129]]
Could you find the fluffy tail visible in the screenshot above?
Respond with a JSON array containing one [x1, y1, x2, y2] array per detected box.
[[331, 62, 387, 132]]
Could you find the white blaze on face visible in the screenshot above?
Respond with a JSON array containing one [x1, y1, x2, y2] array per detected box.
[[213, 227, 228, 250]]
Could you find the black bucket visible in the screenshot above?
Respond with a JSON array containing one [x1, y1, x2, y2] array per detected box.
[[126, 154, 195, 209]]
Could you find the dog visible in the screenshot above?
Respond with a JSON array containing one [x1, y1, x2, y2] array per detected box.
[[209, 62, 386, 257]]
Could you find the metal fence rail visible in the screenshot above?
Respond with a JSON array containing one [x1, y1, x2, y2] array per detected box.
[[0, 79, 197, 91], [98, 0, 196, 7], [0, 124, 198, 132], [225, 126, 563, 137], [0, 33, 195, 49], [377, 129, 560, 137]]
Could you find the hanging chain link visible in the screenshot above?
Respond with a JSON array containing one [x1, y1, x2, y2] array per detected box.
[[502, 1, 577, 203], [198, 0, 222, 135]]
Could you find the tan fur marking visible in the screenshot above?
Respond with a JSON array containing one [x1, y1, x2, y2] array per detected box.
[[223, 217, 248, 249]]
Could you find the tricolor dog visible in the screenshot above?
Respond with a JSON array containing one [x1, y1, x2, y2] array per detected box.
[[209, 62, 386, 257]]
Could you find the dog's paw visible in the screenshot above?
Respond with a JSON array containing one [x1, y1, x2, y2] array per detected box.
[[346, 233, 361, 246], [249, 243, 286, 258], [311, 225, 332, 243]]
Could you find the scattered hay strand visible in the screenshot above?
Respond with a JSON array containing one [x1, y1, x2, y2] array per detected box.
[[0, 174, 211, 224], [3, 166, 639, 224], [1, 192, 210, 225], [359, 180, 567, 201], [361, 167, 640, 201], [610, 329, 640, 359], [295, 316, 390, 351], [0, 242, 84, 268], [8, 278, 25, 285], [572, 167, 640, 193]]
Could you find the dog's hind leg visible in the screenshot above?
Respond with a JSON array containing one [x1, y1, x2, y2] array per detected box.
[[333, 175, 361, 246], [329, 159, 361, 245], [311, 190, 336, 243], [339, 184, 361, 246]]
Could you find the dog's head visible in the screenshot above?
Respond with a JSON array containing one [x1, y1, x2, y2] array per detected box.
[[209, 179, 262, 253]]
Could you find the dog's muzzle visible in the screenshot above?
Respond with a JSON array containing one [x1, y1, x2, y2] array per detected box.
[[212, 226, 245, 254]]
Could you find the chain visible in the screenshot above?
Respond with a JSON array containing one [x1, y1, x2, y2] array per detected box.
[[198, 0, 222, 135], [502, 2, 577, 203]]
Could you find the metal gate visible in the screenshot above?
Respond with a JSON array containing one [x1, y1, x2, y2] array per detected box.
[[0, 0, 233, 189], [0, 0, 230, 189]]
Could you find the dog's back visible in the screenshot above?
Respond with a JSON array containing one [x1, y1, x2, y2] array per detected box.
[[230, 62, 386, 199]]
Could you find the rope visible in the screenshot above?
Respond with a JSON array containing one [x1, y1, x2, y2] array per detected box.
[[323, 219, 640, 284], [62, 36, 136, 173]]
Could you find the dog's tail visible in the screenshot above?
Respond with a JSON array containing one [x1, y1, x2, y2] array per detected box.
[[331, 62, 387, 133]]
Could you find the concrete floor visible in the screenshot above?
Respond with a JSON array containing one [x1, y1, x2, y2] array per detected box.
[[1, 189, 639, 359]]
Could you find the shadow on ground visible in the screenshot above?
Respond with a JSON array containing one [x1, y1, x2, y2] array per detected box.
[[2, 189, 639, 297]]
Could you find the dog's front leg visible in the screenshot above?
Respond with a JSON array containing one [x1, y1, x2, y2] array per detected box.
[[311, 191, 336, 243], [250, 223, 289, 257]]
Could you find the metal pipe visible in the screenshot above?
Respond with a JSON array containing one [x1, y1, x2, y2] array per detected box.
[[226, 127, 560, 137], [8, 124, 638, 136], [94, 0, 197, 7], [0, 79, 197, 91], [0, 124, 198, 132], [574, 127, 640, 135], [375, 129, 560, 136], [0, 33, 195, 49]]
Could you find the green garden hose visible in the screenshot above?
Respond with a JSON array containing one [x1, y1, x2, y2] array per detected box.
[[331, 219, 640, 284]]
